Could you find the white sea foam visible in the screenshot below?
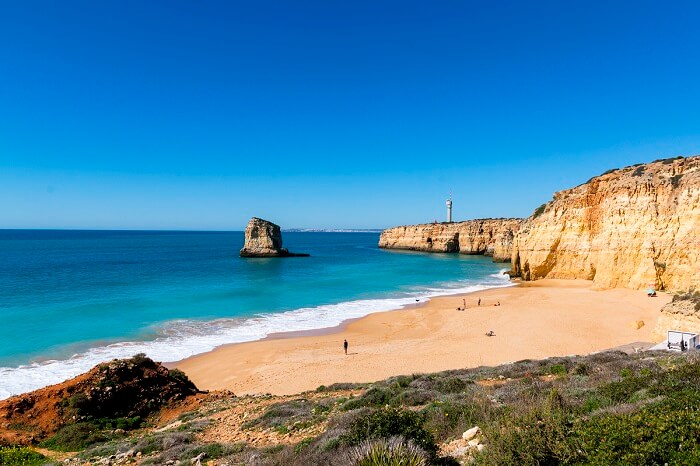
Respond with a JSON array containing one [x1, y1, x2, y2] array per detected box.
[[0, 271, 512, 399]]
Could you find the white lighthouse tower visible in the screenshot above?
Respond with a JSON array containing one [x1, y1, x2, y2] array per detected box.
[[446, 195, 453, 223]]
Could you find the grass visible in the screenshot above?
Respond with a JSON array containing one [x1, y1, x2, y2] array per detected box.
[[0, 446, 46, 466]]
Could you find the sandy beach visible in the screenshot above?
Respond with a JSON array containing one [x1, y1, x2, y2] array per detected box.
[[174, 279, 670, 395]]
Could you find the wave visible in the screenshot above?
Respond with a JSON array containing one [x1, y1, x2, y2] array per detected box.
[[0, 270, 512, 400]]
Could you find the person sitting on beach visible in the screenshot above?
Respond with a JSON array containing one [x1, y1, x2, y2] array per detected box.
[[494, 301, 501, 306], [485, 330, 495, 337]]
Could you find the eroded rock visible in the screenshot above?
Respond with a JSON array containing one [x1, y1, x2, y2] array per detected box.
[[511, 155, 700, 291], [378, 219, 523, 262], [239, 217, 309, 258]]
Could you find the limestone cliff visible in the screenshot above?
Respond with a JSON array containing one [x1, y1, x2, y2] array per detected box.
[[240, 217, 309, 257], [652, 293, 700, 341], [511, 155, 700, 291], [378, 219, 523, 262]]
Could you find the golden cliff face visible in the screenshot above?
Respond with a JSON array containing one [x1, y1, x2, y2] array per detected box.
[[378, 219, 523, 262], [511, 155, 700, 291]]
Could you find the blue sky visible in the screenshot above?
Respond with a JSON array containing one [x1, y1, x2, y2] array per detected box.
[[1, 1, 699, 230]]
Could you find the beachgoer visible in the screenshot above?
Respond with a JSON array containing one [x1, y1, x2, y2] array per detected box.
[[343, 339, 348, 355], [463, 298, 466, 308], [478, 298, 481, 306]]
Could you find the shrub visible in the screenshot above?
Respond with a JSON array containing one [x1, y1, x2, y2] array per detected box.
[[549, 364, 568, 376], [572, 363, 590, 376], [569, 399, 700, 465], [392, 389, 435, 407], [475, 406, 575, 465], [351, 437, 429, 466], [433, 377, 468, 394], [168, 368, 192, 385], [342, 407, 438, 459], [0, 446, 46, 466], [532, 203, 547, 218], [68, 392, 90, 415], [40, 422, 108, 451], [133, 432, 194, 456], [294, 438, 314, 454], [598, 375, 649, 403]]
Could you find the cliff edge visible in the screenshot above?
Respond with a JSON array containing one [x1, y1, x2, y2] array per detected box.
[[511, 155, 700, 291], [378, 218, 523, 262]]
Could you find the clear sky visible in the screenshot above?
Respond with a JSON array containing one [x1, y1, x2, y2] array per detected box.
[[1, 1, 699, 230]]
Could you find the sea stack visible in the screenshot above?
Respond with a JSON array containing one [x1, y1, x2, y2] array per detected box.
[[240, 217, 309, 257]]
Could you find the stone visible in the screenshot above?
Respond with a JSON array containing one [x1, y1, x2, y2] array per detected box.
[[378, 219, 523, 262], [652, 295, 700, 341], [239, 217, 309, 258], [462, 426, 481, 440], [511, 155, 700, 291]]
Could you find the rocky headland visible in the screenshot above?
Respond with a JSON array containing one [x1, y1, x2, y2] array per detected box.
[[380, 155, 699, 292], [239, 217, 309, 258], [510, 155, 700, 291], [378, 218, 523, 262]]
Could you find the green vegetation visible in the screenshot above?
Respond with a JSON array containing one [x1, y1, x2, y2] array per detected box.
[[353, 438, 429, 466], [342, 407, 438, 459], [40, 422, 109, 451], [0, 446, 46, 466], [18, 351, 700, 465], [532, 203, 547, 218]]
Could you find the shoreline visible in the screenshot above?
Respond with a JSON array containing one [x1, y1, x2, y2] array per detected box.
[[166, 279, 515, 362], [0, 274, 513, 401], [174, 279, 670, 395]]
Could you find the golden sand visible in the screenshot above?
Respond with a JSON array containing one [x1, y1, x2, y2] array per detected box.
[[173, 279, 669, 395]]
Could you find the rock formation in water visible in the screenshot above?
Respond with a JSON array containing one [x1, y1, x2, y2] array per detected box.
[[511, 155, 700, 291], [240, 217, 309, 257], [378, 219, 524, 262], [652, 293, 700, 341]]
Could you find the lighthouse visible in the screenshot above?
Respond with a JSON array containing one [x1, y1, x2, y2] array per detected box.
[[446, 196, 453, 223]]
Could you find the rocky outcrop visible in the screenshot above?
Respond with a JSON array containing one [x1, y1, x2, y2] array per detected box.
[[378, 219, 523, 262], [240, 217, 309, 257], [652, 293, 700, 341], [0, 354, 199, 445], [511, 155, 700, 291]]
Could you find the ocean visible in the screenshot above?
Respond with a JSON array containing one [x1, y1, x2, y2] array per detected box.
[[0, 230, 511, 399]]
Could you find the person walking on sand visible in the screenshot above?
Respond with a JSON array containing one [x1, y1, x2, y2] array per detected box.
[[343, 339, 348, 355], [478, 298, 481, 306]]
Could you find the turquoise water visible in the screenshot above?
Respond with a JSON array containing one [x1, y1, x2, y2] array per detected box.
[[0, 230, 510, 398]]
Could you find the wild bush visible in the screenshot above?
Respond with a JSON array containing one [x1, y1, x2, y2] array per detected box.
[[342, 407, 438, 459], [0, 446, 46, 466], [569, 399, 700, 465], [39, 422, 108, 451], [351, 437, 429, 466]]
